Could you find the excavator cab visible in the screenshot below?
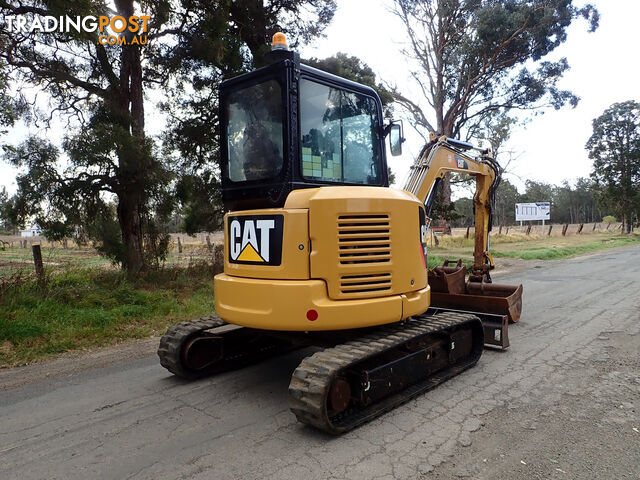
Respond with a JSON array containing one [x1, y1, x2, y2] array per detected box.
[[219, 47, 394, 212]]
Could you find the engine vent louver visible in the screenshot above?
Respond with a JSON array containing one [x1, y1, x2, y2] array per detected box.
[[340, 272, 392, 295], [337, 214, 391, 265]]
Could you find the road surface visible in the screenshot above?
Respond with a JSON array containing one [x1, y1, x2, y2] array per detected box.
[[1, 247, 639, 479]]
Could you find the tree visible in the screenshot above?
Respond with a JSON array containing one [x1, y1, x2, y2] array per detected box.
[[391, 0, 598, 215], [1, 0, 336, 270], [452, 196, 473, 227], [1, 0, 171, 273], [158, 1, 336, 234], [494, 178, 520, 226], [0, 186, 14, 233], [587, 101, 640, 233]]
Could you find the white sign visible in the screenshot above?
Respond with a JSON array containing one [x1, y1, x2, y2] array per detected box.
[[515, 202, 550, 221]]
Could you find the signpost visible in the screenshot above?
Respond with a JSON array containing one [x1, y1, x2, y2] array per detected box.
[[515, 202, 551, 227]]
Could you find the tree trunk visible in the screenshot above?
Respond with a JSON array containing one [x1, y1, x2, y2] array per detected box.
[[117, 190, 145, 274], [113, 0, 148, 274]]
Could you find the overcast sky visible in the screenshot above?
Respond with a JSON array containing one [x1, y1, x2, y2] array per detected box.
[[1, 0, 638, 196], [301, 0, 640, 192]]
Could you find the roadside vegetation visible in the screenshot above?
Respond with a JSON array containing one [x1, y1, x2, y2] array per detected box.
[[2, 229, 639, 367], [0, 264, 215, 367], [430, 231, 640, 264]]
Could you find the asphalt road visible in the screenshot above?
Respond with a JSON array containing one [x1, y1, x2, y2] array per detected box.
[[1, 247, 639, 480]]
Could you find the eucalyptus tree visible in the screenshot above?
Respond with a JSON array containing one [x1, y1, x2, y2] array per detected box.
[[587, 101, 640, 233], [0, 0, 335, 272], [391, 0, 598, 211]]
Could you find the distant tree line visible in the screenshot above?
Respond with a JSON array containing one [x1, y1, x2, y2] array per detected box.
[[451, 177, 606, 228]]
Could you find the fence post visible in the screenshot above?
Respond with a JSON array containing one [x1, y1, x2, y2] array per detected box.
[[465, 226, 470, 239], [592, 222, 597, 231], [498, 225, 502, 235], [206, 235, 212, 252], [577, 223, 584, 234], [548, 225, 553, 236], [177, 236, 182, 253], [562, 224, 568, 236], [606, 222, 611, 230], [505, 226, 509, 235], [32, 244, 45, 287], [213, 244, 224, 274], [526, 225, 532, 235]]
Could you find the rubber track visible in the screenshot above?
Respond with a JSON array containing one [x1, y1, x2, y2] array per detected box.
[[158, 316, 225, 379], [288, 311, 482, 434]]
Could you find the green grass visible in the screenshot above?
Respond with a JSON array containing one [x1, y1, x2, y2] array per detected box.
[[0, 265, 216, 367], [492, 235, 640, 260]]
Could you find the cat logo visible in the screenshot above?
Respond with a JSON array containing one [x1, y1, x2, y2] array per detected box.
[[455, 154, 468, 169], [228, 215, 284, 265]]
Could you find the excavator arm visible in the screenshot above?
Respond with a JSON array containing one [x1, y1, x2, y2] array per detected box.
[[404, 132, 501, 281]]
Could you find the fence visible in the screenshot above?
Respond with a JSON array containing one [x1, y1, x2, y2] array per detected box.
[[449, 222, 626, 238]]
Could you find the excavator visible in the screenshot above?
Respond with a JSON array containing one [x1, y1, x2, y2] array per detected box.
[[158, 33, 523, 434]]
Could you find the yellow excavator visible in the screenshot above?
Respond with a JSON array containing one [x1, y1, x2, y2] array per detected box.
[[159, 34, 523, 434]]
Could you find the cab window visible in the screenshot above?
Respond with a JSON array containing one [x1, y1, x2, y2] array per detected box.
[[226, 80, 284, 182], [300, 79, 381, 184]]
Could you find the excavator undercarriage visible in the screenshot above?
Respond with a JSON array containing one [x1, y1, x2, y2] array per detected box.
[[158, 310, 484, 434]]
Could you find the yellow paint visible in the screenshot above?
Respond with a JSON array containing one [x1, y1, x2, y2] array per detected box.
[[215, 273, 430, 331], [224, 209, 309, 280], [215, 138, 501, 331], [237, 243, 264, 262], [216, 186, 430, 330]]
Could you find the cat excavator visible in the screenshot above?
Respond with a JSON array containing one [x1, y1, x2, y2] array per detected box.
[[158, 33, 523, 434]]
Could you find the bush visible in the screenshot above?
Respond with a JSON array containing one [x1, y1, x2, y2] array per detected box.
[[602, 215, 616, 223]]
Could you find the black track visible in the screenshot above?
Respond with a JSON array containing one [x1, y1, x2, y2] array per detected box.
[[288, 311, 484, 434]]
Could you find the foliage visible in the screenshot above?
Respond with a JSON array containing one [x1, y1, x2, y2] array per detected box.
[[157, 0, 336, 233], [602, 215, 616, 224], [586, 101, 640, 234], [0, 0, 336, 269], [0, 186, 15, 232], [391, 0, 598, 138], [391, 0, 598, 220], [452, 177, 604, 227], [0, 58, 27, 134], [0, 265, 216, 366]]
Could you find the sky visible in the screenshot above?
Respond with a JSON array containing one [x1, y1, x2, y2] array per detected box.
[[300, 0, 640, 192], [1, 0, 639, 196]]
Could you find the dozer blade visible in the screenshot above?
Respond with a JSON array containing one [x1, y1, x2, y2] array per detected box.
[[425, 307, 509, 350]]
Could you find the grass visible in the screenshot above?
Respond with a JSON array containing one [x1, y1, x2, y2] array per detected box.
[[427, 232, 640, 264], [0, 264, 216, 367], [492, 235, 640, 260]]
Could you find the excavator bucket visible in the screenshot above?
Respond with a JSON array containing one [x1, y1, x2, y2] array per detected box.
[[428, 261, 523, 349]]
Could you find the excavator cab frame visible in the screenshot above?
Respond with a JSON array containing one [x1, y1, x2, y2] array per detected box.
[[219, 50, 390, 212]]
